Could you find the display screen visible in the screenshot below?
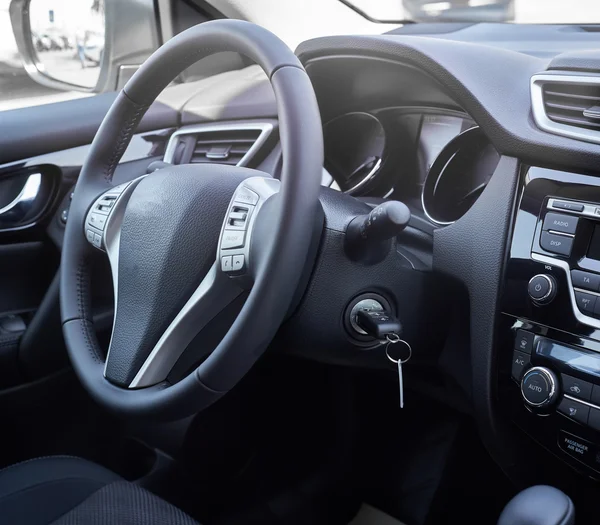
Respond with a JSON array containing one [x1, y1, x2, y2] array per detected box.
[[588, 224, 600, 261]]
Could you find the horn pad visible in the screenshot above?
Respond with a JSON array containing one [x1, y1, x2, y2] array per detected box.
[[105, 164, 254, 386]]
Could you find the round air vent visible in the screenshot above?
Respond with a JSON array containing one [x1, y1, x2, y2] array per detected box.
[[421, 126, 500, 225]]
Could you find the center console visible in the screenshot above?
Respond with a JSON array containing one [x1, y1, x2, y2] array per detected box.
[[501, 166, 600, 479]]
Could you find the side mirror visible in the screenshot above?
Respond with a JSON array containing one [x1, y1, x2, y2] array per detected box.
[[9, 0, 106, 92]]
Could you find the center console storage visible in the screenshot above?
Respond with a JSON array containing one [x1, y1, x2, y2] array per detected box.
[[501, 166, 600, 480]]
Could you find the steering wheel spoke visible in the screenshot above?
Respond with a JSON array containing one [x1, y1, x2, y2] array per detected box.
[[128, 262, 244, 388]]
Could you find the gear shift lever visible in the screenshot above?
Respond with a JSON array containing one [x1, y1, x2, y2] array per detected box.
[[498, 486, 574, 525]]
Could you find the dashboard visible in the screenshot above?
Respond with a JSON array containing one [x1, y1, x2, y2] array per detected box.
[[4, 20, 600, 508]]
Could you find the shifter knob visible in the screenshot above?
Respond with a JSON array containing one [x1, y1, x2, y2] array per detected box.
[[345, 201, 411, 264], [498, 486, 574, 525]]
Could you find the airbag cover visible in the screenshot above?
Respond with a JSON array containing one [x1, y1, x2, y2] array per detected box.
[[105, 164, 254, 386]]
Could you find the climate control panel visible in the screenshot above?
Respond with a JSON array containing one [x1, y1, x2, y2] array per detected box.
[[505, 321, 600, 476]]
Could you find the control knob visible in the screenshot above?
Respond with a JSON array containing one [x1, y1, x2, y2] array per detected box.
[[521, 366, 559, 408], [528, 274, 557, 305]]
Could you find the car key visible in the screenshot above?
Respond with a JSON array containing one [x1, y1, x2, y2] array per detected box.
[[355, 309, 402, 340], [385, 335, 412, 409]]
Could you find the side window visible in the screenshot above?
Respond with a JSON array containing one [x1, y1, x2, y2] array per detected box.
[[1, 0, 105, 111], [2, 0, 246, 113]]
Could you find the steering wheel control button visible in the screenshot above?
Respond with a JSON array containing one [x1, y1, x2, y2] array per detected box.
[[92, 233, 102, 249], [511, 351, 531, 382], [528, 274, 556, 304], [515, 329, 535, 354], [561, 374, 592, 401], [571, 270, 600, 292], [226, 206, 253, 230], [521, 367, 558, 408], [233, 187, 259, 206], [552, 200, 585, 213], [89, 213, 108, 230], [86, 229, 95, 243], [221, 230, 245, 250], [94, 196, 117, 215], [558, 397, 590, 425], [540, 231, 574, 257], [575, 291, 597, 314], [221, 256, 233, 272], [232, 255, 245, 272], [542, 212, 579, 235]]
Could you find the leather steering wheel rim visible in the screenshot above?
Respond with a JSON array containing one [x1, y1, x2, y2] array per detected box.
[[60, 20, 323, 419]]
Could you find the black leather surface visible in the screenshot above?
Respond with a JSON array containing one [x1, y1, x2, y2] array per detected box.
[[123, 20, 302, 107], [106, 165, 254, 386], [296, 35, 600, 173], [498, 486, 575, 525]]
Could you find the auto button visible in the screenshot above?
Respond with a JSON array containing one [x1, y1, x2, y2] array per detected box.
[[521, 367, 558, 408]]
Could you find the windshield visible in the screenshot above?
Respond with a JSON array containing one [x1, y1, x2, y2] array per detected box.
[[341, 0, 600, 23]]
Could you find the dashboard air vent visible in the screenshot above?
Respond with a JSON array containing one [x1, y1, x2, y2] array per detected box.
[[531, 74, 600, 145], [542, 82, 600, 131], [190, 129, 261, 165], [163, 123, 273, 167]]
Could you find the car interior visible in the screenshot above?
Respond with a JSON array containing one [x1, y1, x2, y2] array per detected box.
[[2, 0, 600, 523]]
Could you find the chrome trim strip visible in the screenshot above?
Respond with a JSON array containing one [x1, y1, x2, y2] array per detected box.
[[0, 173, 41, 216], [346, 157, 382, 195], [531, 73, 600, 145], [564, 394, 600, 410], [531, 252, 600, 330], [163, 122, 274, 167], [95, 177, 146, 373], [547, 230, 574, 238], [574, 287, 600, 298]]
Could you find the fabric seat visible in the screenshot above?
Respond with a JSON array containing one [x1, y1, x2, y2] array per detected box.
[[0, 456, 198, 524]]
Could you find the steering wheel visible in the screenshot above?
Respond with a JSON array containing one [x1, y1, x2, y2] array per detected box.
[[60, 20, 323, 419]]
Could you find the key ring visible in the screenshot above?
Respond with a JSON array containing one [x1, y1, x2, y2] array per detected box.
[[384, 335, 412, 364]]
